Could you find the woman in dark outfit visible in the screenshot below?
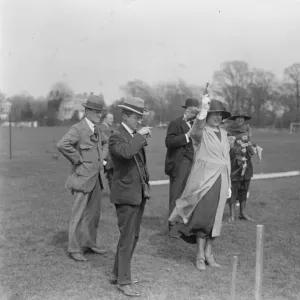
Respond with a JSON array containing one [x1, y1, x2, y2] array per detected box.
[[169, 96, 232, 271], [225, 110, 256, 223]]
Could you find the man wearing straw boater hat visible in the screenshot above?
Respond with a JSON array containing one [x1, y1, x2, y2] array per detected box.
[[57, 94, 109, 262], [108, 96, 152, 297], [164, 97, 199, 234]]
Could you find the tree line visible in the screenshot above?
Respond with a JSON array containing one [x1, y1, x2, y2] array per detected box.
[[1, 60, 299, 128]]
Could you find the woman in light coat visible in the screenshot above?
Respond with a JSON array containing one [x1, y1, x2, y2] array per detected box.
[[169, 95, 231, 271]]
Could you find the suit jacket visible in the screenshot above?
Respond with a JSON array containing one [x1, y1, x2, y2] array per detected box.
[[164, 116, 194, 177], [99, 123, 112, 137], [109, 125, 149, 205], [99, 123, 114, 170], [57, 118, 109, 193]]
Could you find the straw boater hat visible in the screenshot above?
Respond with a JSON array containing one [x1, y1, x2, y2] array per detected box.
[[207, 99, 231, 120], [82, 94, 105, 111], [118, 96, 148, 115], [228, 109, 251, 121]]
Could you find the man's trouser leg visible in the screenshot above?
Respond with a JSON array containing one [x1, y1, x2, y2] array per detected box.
[[112, 200, 146, 285], [68, 180, 102, 253]]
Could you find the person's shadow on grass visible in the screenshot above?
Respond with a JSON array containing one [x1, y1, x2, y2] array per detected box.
[[141, 214, 195, 265]]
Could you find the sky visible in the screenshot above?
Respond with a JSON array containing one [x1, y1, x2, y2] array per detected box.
[[1, 0, 300, 104]]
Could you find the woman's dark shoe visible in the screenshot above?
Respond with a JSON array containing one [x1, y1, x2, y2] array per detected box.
[[238, 213, 254, 221]]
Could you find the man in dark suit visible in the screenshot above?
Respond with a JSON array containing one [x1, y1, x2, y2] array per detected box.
[[99, 112, 114, 189], [165, 98, 199, 232], [57, 95, 109, 262], [109, 96, 151, 297]]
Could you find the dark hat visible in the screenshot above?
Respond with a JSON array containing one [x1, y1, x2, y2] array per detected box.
[[182, 98, 199, 109], [118, 96, 148, 115], [207, 99, 231, 120], [227, 109, 251, 121], [82, 94, 105, 111]]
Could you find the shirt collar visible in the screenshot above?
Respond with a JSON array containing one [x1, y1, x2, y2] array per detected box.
[[85, 117, 95, 133], [183, 116, 192, 128], [122, 122, 134, 136]]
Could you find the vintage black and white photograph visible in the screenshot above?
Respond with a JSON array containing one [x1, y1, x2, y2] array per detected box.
[[0, 0, 300, 299]]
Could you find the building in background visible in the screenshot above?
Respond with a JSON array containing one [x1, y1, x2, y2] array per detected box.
[[57, 94, 87, 121], [0, 98, 12, 121], [57, 93, 105, 121]]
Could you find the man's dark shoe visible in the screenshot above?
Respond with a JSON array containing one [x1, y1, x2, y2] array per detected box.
[[117, 284, 140, 297], [69, 253, 87, 262], [110, 276, 139, 285], [85, 247, 107, 254]]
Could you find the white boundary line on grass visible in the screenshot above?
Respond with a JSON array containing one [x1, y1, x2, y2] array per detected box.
[[149, 170, 300, 186]]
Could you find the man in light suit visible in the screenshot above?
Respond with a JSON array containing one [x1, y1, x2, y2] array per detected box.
[[99, 112, 114, 189], [57, 95, 109, 262], [109, 96, 151, 297]]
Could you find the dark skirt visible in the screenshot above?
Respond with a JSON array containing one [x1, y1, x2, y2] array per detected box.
[[170, 175, 221, 244]]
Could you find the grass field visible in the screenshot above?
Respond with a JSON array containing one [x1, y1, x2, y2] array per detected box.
[[0, 127, 300, 300]]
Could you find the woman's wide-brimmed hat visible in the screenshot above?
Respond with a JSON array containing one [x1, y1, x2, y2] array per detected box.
[[207, 99, 231, 120], [82, 94, 105, 111], [118, 96, 148, 115], [182, 98, 199, 109], [228, 109, 251, 121]]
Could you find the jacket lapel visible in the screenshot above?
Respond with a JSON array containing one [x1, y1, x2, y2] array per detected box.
[[207, 127, 229, 159], [121, 124, 146, 163], [80, 119, 101, 151], [180, 117, 190, 134], [81, 118, 94, 137], [206, 126, 224, 154], [120, 124, 132, 141]]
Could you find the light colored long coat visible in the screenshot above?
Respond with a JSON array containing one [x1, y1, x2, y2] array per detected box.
[[169, 117, 231, 237]]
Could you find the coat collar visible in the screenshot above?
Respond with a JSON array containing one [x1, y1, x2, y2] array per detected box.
[[121, 122, 135, 136], [205, 126, 229, 158], [118, 124, 146, 163], [80, 118, 94, 136], [85, 117, 95, 132], [180, 116, 190, 133], [79, 119, 99, 143], [119, 123, 133, 140]]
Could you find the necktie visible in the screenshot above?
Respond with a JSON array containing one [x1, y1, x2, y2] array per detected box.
[[91, 128, 99, 141], [132, 130, 137, 135], [190, 120, 194, 126]]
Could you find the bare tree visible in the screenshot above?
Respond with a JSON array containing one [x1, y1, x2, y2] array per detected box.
[[284, 63, 300, 122], [212, 60, 251, 110], [248, 68, 276, 126]]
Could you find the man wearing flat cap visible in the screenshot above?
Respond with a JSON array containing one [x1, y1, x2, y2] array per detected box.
[[57, 94, 109, 262], [108, 96, 151, 297], [165, 98, 200, 234]]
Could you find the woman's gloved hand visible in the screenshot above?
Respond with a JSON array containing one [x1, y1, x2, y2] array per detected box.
[[228, 188, 232, 199], [197, 95, 211, 120]]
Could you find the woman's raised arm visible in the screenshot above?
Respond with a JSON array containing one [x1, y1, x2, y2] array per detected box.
[[190, 95, 211, 144]]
